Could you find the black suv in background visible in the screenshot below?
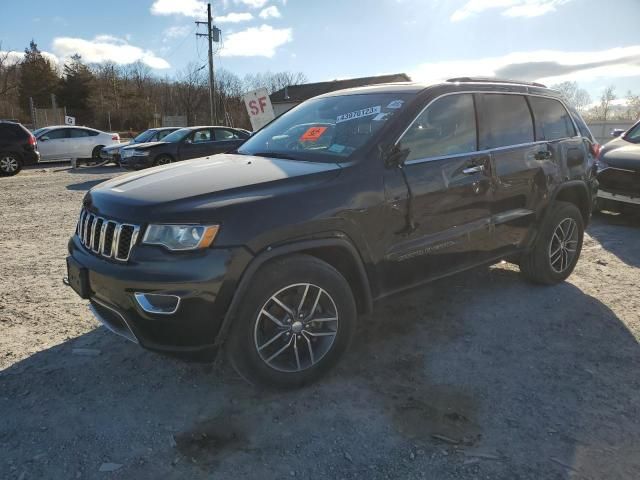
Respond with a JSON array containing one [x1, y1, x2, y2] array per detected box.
[[66, 78, 598, 388], [0, 121, 39, 176], [119, 126, 250, 170]]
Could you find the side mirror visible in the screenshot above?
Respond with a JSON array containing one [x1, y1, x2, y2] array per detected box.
[[184, 138, 192, 144], [611, 129, 625, 138], [380, 144, 409, 168]]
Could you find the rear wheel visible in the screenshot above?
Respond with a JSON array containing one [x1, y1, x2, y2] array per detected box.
[[226, 254, 357, 389], [519, 201, 584, 284], [0, 152, 23, 176]]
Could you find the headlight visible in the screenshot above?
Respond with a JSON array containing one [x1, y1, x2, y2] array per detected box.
[[132, 149, 150, 157], [142, 224, 219, 251]]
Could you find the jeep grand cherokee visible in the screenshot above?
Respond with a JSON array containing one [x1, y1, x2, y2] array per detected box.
[[65, 78, 598, 388]]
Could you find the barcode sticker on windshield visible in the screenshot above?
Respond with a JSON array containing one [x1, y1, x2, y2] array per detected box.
[[386, 100, 404, 109], [336, 106, 381, 124]]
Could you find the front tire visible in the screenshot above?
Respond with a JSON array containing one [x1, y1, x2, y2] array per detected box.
[[0, 152, 23, 176], [519, 201, 584, 285], [153, 155, 172, 166], [226, 254, 357, 389]]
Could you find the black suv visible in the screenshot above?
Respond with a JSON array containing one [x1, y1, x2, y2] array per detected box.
[[66, 78, 598, 388], [119, 126, 250, 170], [0, 121, 39, 176]]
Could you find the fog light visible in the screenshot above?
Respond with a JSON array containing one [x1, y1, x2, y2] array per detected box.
[[134, 293, 181, 315]]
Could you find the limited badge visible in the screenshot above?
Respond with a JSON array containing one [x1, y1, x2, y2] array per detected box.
[[300, 126, 328, 141]]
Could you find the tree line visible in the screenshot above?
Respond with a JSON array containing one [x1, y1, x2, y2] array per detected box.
[[0, 41, 307, 132], [551, 81, 640, 122]]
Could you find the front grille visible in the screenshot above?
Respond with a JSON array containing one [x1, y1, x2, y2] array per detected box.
[[76, 208, 140, 262], [598, 168, 640, 197]]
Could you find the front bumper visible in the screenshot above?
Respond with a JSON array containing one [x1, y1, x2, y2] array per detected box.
[[120, 155, 152, 170], [66, 234, 252, 357]]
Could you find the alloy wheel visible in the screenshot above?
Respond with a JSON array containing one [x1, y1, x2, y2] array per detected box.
[[548, 217, 579, 273], [253, 283, 339, 373], [0, 155, 19, 173]]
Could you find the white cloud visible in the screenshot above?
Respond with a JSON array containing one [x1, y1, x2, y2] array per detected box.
[[1, 50, 60, 67], [235, 0, 269, 8], [216, 12, 254, 23], [220, 24, 292, 57], [52, 36, 170, 69], [259, 6, 281, 18], [409, 46, 640, 85], [163, 25, 192, 39], [150, 0, 206, 17], [451, 0, 571, 21]]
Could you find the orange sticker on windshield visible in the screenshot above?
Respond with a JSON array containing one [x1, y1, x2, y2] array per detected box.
[[300, 126, 328, 142]]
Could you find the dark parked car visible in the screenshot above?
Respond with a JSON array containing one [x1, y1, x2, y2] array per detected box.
[[100, 127, 179, 164], [596, 120, 640, 212], [0, 121, 39, 176], [119, 126, 250, 170], [65, 78, 598, 388]]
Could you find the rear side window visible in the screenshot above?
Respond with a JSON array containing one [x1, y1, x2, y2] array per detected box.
[[86, 129, 99, 137], [0, 123, 20, 139], [529, 97, 575, 141], [214, 129, 240, 140], [70, 129, 90, 138], [399, 93, 477, 161], [480, 94, 534, 149]]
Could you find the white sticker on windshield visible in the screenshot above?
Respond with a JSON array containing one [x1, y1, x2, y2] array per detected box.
[[386, 99, 404, 109], [328, 144, 346, 153], [336, 106, 381, 124]]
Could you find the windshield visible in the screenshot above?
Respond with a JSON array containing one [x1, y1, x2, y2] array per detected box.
[[238, 93, 415, 162], [33, 127, 49, 137], [133, 129, 156, 143], [162, 128, 191, 143]]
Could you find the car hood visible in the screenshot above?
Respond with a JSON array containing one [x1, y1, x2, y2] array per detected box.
[[85, 154, 342, 220], [601, 144, 640, 172]]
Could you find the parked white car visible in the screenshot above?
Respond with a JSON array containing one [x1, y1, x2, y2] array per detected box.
[[33, 126, 120, 162]]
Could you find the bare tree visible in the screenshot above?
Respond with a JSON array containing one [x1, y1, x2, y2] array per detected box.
[[597, 85, 616, 121], [243, 71, 307, 94], [551, 81, 592, 112], [0, 43, 19, 98], [175, 62, 207, 125], [625, 91, 640, 121]]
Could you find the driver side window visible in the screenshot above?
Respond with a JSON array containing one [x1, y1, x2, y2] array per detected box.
[[399, 94, 477, 161], [626, 123, 640, 143]]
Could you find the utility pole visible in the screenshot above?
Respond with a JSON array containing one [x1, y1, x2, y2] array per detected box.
[[196, 3, 221, 125]]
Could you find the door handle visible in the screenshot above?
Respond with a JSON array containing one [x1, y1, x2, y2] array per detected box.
[[463, 165, 485, 175]]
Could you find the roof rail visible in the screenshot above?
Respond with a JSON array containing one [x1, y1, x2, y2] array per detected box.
[[446, 77, 547, 88]]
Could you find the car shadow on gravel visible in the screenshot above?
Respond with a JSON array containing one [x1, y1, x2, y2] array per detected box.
[[66, 179, 111, 191], [588, 211, 640, 267], [1, 265, 639, 479]]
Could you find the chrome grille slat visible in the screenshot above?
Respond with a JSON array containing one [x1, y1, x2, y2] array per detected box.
[[76, 208, 139, 262]]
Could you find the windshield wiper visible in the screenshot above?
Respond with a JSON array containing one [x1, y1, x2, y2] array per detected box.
[[249, 151, 301, 160]]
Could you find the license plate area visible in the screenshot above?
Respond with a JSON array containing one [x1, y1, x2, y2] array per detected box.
[[66, 256, 91, 299]]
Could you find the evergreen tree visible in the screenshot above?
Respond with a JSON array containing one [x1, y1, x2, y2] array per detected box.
[[58, 54, 95, 124], [18, 40, 59, 114]]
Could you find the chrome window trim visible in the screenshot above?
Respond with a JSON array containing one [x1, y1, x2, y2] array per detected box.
[[395, 90, 581, 165]]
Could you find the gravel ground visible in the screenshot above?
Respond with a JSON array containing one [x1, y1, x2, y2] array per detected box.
[[1, 165, 639, 480]]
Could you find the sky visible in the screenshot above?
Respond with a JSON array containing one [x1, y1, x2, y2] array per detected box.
[[1, 0, 639, 102]]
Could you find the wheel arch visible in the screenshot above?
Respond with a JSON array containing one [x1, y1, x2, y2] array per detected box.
[[551, 181, 592, 225], [214, 236, 373, 351]]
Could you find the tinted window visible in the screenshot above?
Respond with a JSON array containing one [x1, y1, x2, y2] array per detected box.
[[529, 97, 575, 141], [86, 129, 99, 137], [481, 94, 534, 149], [70, 129, 90, 138], [44, 129, 69, 140], [214, 129, 239, 140], [192, 129, 212, 143], [399, 94, 477, 161], [157, 129, 174, 141], [0, 123, 20, 139]]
